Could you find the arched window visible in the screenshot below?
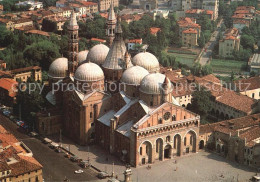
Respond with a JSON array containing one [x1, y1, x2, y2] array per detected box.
[[166, 136, 170, 142], [184, 137, 186, 146], [172, 115, 176, 121], [140, 147, 142, 155], [90, 112, 92, 118]]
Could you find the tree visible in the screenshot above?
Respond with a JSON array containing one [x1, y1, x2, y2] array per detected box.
[[14, 81, 46, 127], [23, 40, 61, 70], [198, 33, 205, 48], [201, 65, 213, 76], [191, 62, 202, 76], [42, 19, 57, 32], [0, 25, 13, 47], [190, 85, 212, 118], [240, 35, 255, 51]]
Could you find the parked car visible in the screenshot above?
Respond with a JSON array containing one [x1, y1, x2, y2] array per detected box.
[[70, 156, 79, 162], [97, 171, 109, 179], [74, 169, 83, 174], [3, 110, 11, 116]]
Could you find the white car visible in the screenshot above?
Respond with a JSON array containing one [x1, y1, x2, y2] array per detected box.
[[74, 169, 84, 174]]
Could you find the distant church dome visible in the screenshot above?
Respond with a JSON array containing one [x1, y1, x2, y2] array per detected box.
[[86, 44, 109, 65], [78, 50, 89, 64], [140, 73, 172, 94], [74, 62, 104, 82], [132, 52, 160, 72], [48, 57, 68, 79], [121, 66, 149, 85]]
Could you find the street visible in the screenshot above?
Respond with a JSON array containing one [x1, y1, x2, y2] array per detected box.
[[199, 19, 223, 66], [0, 114, 99, 182]]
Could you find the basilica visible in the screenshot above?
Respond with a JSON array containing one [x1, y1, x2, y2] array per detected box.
[[46, 6, 200, 166]]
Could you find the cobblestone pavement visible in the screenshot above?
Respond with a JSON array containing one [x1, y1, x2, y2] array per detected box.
[[50, 135, 256, 182]]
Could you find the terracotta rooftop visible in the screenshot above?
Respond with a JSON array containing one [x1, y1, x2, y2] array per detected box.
[[10, 66, 41, 74], [150, 27, 161, 35], [182, 28, 197, 34], [185, 9, 213, 15], [25, 30, 50, 37], [91, 38, 106, 43], [215, 91, 257, 114], [178, 17, 200, 28], [0, 78, 17, 95], [200, 113, 260, 135], [129, 39, 142, 44], [234, 76, 260, 91], [0, 125, 42, 176], [239, 126, 260, 145]]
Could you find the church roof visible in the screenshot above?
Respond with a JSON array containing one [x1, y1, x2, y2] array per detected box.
[[102, 18, 127, 70]]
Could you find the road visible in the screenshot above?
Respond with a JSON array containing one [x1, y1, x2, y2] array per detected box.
[[199, 19, 223, 66], [0, 114, 98, 182]]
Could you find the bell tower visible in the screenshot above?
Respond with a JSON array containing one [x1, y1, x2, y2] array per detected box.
[[67, 10, 79, 77], [106, 2, 116, 47]]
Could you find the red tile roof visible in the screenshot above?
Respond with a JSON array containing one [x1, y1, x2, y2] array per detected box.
[[91, 38, 106, 43], [234, 76, 260, 91], [129, 39, 142, 44], [150, 27, 161, 35], [178, 17, 200, 28], [0, 78, 17, 95], [10, 66, 41, 74], [25, 30, 50, 37], [182, 28, 197, 34]]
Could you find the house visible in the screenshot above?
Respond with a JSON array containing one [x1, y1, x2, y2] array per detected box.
[[248, 54, 260, 74], [185, 9, 214, 21], [139, 0, 158, 11], [0, 125, 43, 181], [200, 114, 260, 168], [11, 66, 42, 82], [91, 38, 106, 44], [15, 1, 43, 11], [233, 19, 250, 33], [150, 27, 161, 36], [234, 76, 260, 100], [182, 28, 198, 47], [219, 28, 240, 58], [177, 17, 201, 38], [98, 0, 119, 12], [151, 9, 169, 20], [0, 78, 18, 106], [128, 39, 142, 51]]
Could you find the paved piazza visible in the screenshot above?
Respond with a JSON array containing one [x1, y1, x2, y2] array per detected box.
[[50, 135, 257, 182]]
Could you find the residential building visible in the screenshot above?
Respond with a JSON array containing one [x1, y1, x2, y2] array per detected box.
[[232, 6, 255, 26], [98, 0, 119, 12], [15, 1, 43, 11], [0, 78, 17, 106], [150, 27, 161, 36], [233, 19, 250, 33], [11, 66, 42, 82], [0, 125, 43, 181], [177, 17, 201, 44], [219, 28, 240, 58], [139, 0, 158, 11], [128, 39, 143, 51], [0, 60, 6, 70], [200, 114, 260, 168], [248, 54, 260, 74], [234, 76, 260, 100], [182, 28, 198, 47], [185, 9, 214, 20], [170, 0, 219, 20], [121, 14, 143, 24], [151, 10, 169, 20]]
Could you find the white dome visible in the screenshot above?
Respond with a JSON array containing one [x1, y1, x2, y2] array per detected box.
[[121, 66, 149, 85], [132, 52, 160, 72], [74, 62, 104, 82], [48, 57, 68, 79], [140, 73, 172, 94], [86, 44, 109, 65], [78, 50, 89, 64]]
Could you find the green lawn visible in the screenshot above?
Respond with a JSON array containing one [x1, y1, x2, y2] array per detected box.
[[167, 52, 196, 68], [210, 59, 247, 74]]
